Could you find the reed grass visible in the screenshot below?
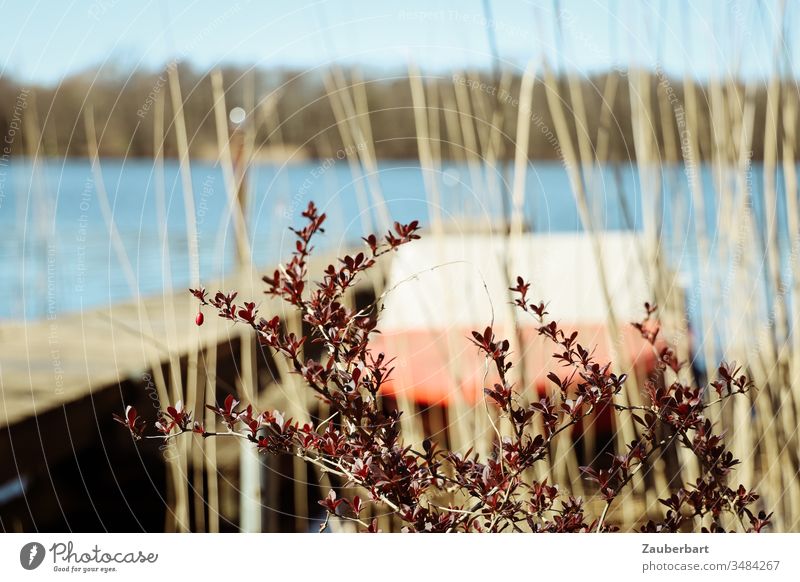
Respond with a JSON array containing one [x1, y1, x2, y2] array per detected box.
[[83, 106, 191, 532], [65, 31, 800, 531]]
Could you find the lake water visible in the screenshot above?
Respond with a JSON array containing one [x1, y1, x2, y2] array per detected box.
[[0, 158, 790, 327]]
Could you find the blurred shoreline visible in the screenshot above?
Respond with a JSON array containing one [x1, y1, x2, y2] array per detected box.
[[2, 65, 796, 162]]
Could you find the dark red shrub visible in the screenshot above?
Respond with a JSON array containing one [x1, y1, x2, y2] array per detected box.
[[119, 201, 767, 533]]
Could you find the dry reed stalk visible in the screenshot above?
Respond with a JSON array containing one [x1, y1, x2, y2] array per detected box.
[[210, 70, 253, 267], [694, 74, 774, 531], [328, 66, 391, 233], [350, 68, 393, 232], [725, 84, 761, 517], [237, 326, 261, 532], [424, 69, 487, 457], [83, 107, 191, 531], [427, 76, 444, 173], [440, 80, 466, 165], [411, 90, 477, 458], [254, 87, 320, 531], [483, 69, 513, 218], [705, 74, 743, 530], [321, 71, 375, 235], [685, 24, 800, 528], [762, 75, 789, 376], [563, 67, 649, 524], [543, 66, 638, 431], [20, 90, 52, 317], [630, 68, 662, 290], [502, 62, 540, 465], [256, 88, 299, 238], [629, 70, 694, 514], [203, 342, 221, 533], [680, 74, 718, 383], [209, 77, 258, 548], [472, 67, 525, 467], [429, 75, 508, 460], [482, 60, 556, 489], [451, 70, 487, 202], [144, 86, 205, 531], [333, 67, 388, 224], [752, 64, 795, 531], [782, 88, 800, 414], [191, 358, 207, 533], [509, 61, 537, 239], [150, 89, 208, 532], [166, 64, 205, 531], [612, 70, 676, 513], [229, 76, 263, 532], [467, 70, 497, 159], [322, 69, 427, 454], [284, 313, 310, 533], [780, 91, 800, 527], [408, 64, 491, 459], [408, 61, 443, 234], [636, 72, 682, 509], [652, 73, 691, 391], [674, 74, 720, 495], [166, 66, 201, 288]]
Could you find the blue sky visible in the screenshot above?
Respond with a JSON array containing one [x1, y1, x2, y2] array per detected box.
[[0, 0, 791, 85]]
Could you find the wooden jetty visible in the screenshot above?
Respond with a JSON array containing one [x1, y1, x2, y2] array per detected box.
[[0, 253, 377, 532]]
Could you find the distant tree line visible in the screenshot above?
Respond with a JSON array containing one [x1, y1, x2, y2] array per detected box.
[[0, 63, 793, 162]]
